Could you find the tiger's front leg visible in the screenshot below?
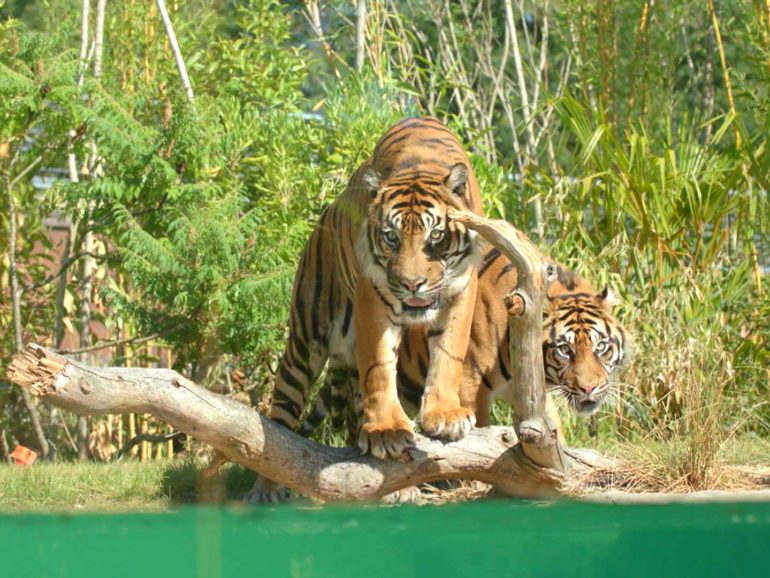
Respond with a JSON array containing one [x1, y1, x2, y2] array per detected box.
[[419, 273, 477, 440], [355, 278, 415, 460]]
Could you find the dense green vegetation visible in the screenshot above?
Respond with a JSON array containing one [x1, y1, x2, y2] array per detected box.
[[1, 0, 768, 491]]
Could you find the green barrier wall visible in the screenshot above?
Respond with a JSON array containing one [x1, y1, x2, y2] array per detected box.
[[2, 500, 769, 577]]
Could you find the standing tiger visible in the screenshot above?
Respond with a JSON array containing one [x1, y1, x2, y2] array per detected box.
[[268, 117, 483, 462]]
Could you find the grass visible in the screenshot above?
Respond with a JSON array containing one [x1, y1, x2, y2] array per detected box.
[[0, 436, 767, 513], [0, 458, 257, 513], [580, 437, 770, 494]]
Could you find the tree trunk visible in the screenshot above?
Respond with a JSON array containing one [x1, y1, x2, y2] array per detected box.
[[447, 208, 564, 471], [4, 159, 50, 459]]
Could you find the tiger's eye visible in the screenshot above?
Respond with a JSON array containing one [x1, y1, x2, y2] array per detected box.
[[382, 230, 398, 245], [595, 341, 610, 355], [555, 343, 571, 358], [429, 229, 444, 243]]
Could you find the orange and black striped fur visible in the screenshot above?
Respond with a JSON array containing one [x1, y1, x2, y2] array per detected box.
[[397, 248, 627, 428], [250, 244, 625, 502], [302, 249, 627, 445], [268, 117, 483, 463]]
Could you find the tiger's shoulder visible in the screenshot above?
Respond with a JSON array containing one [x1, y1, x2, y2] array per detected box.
[[339, 117, 482, 215]]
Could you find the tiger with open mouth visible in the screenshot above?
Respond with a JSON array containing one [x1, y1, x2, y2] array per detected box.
[[246, 117, 485, 503]]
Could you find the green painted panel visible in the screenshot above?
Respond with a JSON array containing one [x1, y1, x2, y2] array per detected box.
[[2, 500, 769, 578]]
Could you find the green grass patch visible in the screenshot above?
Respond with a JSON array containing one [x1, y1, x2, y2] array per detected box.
[[1, 436, 767, 513], [0, 459, 257, 513]]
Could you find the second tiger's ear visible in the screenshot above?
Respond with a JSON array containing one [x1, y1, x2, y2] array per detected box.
[[445, 163, 469, 196], [363, 167, 381, 198]]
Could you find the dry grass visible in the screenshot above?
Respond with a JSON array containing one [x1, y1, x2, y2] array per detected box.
[[573, 437, 770, 495], [419, 481, 494, 505]]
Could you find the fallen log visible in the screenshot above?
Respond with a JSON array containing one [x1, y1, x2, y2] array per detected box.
[[7, 344, 605, 501]]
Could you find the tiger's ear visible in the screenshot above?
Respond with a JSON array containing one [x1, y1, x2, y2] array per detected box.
[[596, 287, 620, 307], [363, 166, 381, 198], [445, 163, 469, 197]]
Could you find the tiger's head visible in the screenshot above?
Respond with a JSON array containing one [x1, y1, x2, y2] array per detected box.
[[359, 162, 480, 323], [543, 267, 626, 415]]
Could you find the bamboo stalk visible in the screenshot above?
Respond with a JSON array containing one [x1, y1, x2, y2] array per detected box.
[[708, 0, 741, 149], [166, 424, 174, 459], [355, 0, 366, 73], [155, 423, 163, 460], [503, 0, 542, 239], [155, 0, 195, 105], [140, 415, 149, 462], [129, 413, 137, 457], [627, 0, 650, 124]]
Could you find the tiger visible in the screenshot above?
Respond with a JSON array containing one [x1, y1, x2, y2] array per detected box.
[[247, 117, 484, 502], [257, 247, 627, 503]]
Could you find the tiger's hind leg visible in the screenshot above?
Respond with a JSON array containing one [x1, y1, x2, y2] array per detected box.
[[245, 296, 352, 504], [244, 337, 330, 505], [324, 364, 363, 446]]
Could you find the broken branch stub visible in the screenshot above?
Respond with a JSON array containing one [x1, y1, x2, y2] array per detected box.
[[448, 209, 564, 473]]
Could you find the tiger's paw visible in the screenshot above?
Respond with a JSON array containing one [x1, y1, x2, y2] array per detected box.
[[243, 476, 292, 505], [419, 407, 476, 441], [358, 419, 415, 460]]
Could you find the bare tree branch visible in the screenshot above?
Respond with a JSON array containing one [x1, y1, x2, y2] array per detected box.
[[304, 0, 342, 81], [21, 252, 103, 296], [56, 317, 194, 355], [112, 431, 184, 461], [7, 345, 606, 501]]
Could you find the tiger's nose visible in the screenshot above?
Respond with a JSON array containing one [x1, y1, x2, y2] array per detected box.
[[401, 277, 427, 293], [579, 381, 604, 395]]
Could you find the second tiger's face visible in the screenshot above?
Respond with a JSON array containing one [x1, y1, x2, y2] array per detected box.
[[543, 290, 626, 415]]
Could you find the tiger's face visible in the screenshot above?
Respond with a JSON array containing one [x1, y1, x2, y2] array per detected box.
[[543, 288, 625, 415], [360, 163, 480, 323]]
